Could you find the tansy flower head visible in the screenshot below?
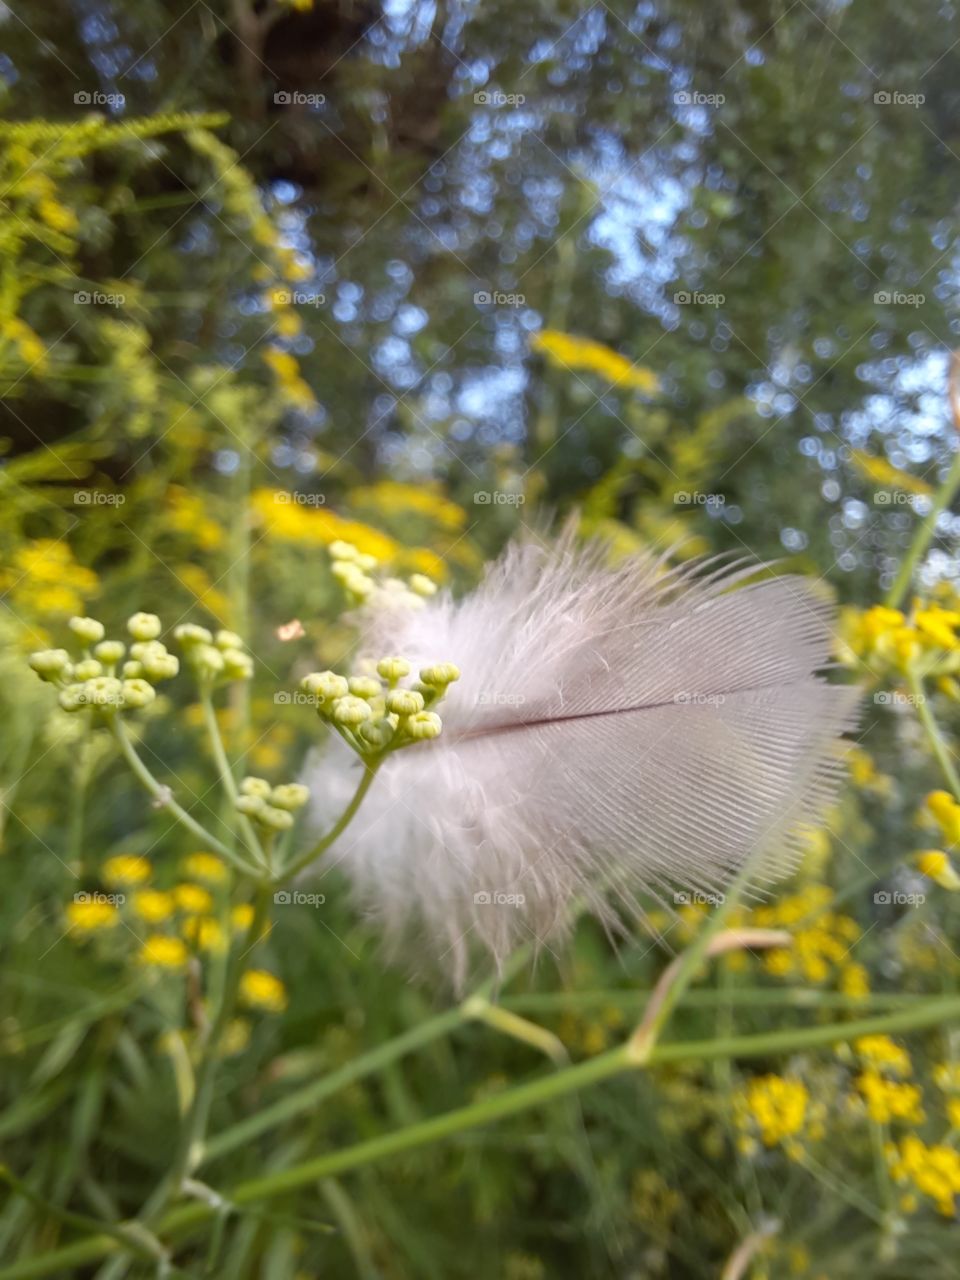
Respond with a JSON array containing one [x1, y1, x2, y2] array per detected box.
[[131, 889, 175, 923], [139, 936, 189, 969], [180, 852, 228, 884], [102, 855, 151, 886], [239, 969, 288, 1012], [914, 849, 960, 890], [67, 897, 119, 933], [173, 883, 214, 915]]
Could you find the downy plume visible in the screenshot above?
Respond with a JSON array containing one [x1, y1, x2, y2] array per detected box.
[[306, 531, 860, 985]]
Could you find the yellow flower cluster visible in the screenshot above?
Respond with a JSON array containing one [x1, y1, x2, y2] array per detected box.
[[752, 886, 861, 986], [239, 969, 288, 1012], [165, 486, 225, 552], [838, 598, 960, 675], [0, 540, 99, 624], [933, 1062, 960, 1130], [856, 1071, 925, 1125], [251, 488, 399, 561], [350, 481, 468, 532], [531, 330, 660, 394], [66, 850, 244, 967], [887, 1135, 960, 1215], [734, 1074, 823, 1158]]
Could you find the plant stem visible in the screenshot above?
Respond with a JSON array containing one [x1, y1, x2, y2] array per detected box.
[[110, 718, 262, 877], [140, 883, 273, 1225], [279, 760, 380, 883], [908, 669, 960, 798], [198, 690, 267, 870], [9, 996, 958, 1279]]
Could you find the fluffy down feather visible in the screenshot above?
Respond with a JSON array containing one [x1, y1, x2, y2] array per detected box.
[[304, 533, 860, 985]]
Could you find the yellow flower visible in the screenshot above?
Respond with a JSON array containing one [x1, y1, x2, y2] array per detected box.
[[180, 852, 228, 885], [102, 855, 151, 886], [239, 969, 288, 1012], [173, 883, 214, 916], [67, 898, 118, 933], [231, 903, 254, 931], [531, 330, 660, 394], [131, 889, 175, 923], [915, 849, 960, 890], [138, 935, 189, 969], [182, 916, 226, 954], [855, 1034, 912, 1077], [733, 1075, 815, 1152], [888, 1134, 960, 1215], [856, 1070, 924, 1125]]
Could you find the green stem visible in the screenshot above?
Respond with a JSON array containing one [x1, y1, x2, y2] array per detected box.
[[885, 445, 960, 610], [110, 718, 262, 878], [503, 988, 921, 1012], [279, 760, 380, 883], [140, 884, 273, 1225], [908, 669, 960, 798], [10, 997, 959, 1279], [198, 691, 267, 870]]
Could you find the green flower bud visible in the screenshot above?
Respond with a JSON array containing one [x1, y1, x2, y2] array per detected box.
[[69, 615, 105, 644], [332, 561, 374, 597], [376, 656, 411, 683], [259, 805, 294, 831], [122, 660, 144, 678], [58, 683, 88, 712], [188, 644, 224, 681], [420, 663, 461, 688], [122, 678, 156, 708], [240, 776, 272, 799], [331, 695, 373, 726], [73, 658, 103, 681], [82, 676, 124, 709], [94, 640, 125, 665], [386, 688, 424, 716], [221, 648, 253, 680], [270, 783, 310, 811], [235, 793, 266, 817], [406, 711, 443, 741], [301, 671, 349, 704], [215, 629, 245, 651], [29, 649, 71, 681], [408, 574, 438, 598], [127, 613, 162, 641], [348, 676, 382, 699], [355, 553, 379, 571], [139, 644, 179, 681], [358, 718, 395, 749], [173, 623, 213, 647]]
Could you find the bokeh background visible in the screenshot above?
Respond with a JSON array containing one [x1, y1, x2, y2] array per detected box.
[[3, 2, 960, 1277]]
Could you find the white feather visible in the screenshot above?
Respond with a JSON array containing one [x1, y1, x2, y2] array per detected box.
[[305, 531, 859, 985]]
